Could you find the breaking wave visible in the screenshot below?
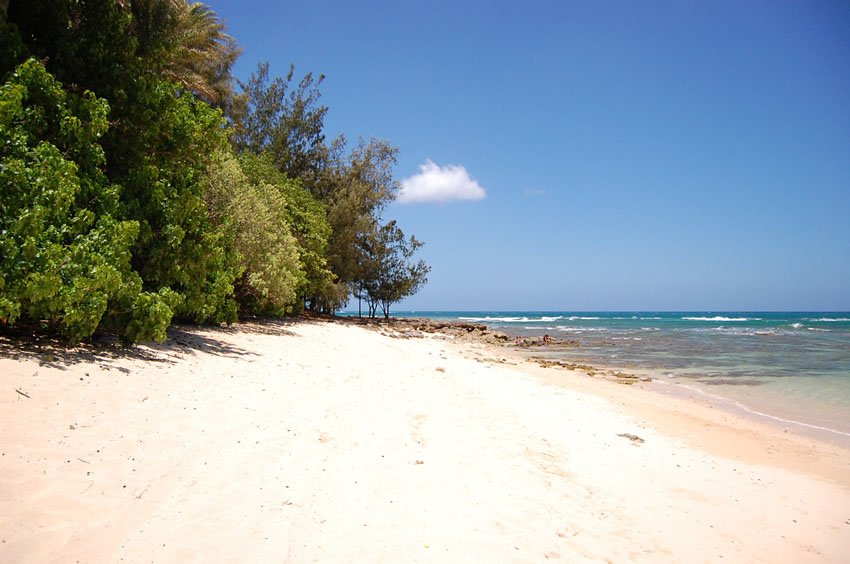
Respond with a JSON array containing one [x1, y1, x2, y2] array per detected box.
[[682, 316, 758, 322]]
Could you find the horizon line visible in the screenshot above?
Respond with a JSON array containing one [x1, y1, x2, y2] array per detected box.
[[339, 309, 850, 314]]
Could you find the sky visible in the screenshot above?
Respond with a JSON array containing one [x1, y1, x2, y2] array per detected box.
[[209, 0, 850, 311]]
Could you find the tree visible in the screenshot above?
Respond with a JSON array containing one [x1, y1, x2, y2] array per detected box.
[[0, 2, 17, 66], [2, 0, 137, 90], [3, 1, 239, 106], [0, 59, 174, 342], [231, 63, 410, 312], [357, 221, 429, 319], [203, 152, 301, 314], [237, 153, 335, 308], [2, 0, 242, 328], [128, 0, 241, 107], [105, 74, 240, 325], [324, 137, 400, 290], [232, 61, 328, 180], [1, 1, 431, 338]]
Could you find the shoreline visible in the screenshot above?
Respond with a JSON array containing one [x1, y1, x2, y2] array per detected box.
[[648, 377, 850, 445], [530, 352, 850, 450], [353, 315, 850, 453], [2, 317, 849, 561], [396, 318, 850, 483]]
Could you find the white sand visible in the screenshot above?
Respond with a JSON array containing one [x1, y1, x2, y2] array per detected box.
[[1, 319, 849, 562]]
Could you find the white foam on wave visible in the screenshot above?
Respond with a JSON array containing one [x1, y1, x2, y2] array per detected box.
[[459, 315, 599, 323], [789, 322, 803, 329], [682, 316, 757, 322], [555, 326, 608, 333], [460, 314, 619, 323], [708, 327, 786, 337], [459, 316, 531, 323], [809, 317, 850, 322], [690, 325, 783, 337]]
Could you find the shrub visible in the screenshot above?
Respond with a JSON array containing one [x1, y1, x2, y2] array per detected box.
[[0, 60, 173, 341]]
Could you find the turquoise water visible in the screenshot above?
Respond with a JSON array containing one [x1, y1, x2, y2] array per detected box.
[[385, 312, 850, 439]]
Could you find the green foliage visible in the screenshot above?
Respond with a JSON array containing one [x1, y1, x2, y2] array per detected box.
[[233, 60, 428, 315], [232, 62, 328, 180], [2, 0, 137, 93], [204, 152, 303, 314], [104, 75, 239, 324], [237, 153, 335, 305], [3, 1, 242, 330], [324, 137, 400, 287], [129, 0, 241, 107], [0, 4, 24, 78], [3, 1, 238, 106], [314, 281, 350, 315], [0, 0, 429, 343], [355, 220, 430, 319], [204, 151, 340, 315], [0, 59, 173, 341], [0, 0, 244, 333]]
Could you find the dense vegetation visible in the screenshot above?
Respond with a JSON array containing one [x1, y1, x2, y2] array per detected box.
[[0, 0, 428, 342]]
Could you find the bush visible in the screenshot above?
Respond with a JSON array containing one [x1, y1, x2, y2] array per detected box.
[[0, 60, 173, 342], [204, 151, 303, 314], [105, 75, 240, 325]]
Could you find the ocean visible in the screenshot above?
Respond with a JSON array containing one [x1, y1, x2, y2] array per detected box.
[[389, 311, 850, 441]]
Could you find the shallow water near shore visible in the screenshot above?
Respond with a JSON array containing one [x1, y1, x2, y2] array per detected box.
[[382, 311, 850, 440]]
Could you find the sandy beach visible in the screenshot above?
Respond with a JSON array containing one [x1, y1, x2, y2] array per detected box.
[[1, 318, 849, 563]]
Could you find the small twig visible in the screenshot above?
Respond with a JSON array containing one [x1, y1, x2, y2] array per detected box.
[[76, 457, 90, 464], [15, 388, 30, 399]]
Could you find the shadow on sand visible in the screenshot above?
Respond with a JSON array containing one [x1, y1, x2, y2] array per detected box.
[[0, 317, 300, 371]]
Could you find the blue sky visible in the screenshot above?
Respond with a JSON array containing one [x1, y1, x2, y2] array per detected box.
[[210, 0, 850, 311]]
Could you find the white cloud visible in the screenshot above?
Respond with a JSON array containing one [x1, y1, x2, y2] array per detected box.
[[398, 160, 486, 204]]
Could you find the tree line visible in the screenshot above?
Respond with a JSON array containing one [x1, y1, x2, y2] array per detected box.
[[0, 0, 429, 343]]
